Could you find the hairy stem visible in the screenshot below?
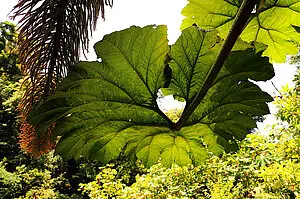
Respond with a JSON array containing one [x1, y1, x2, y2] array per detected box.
[[173, 0, 258, 131]]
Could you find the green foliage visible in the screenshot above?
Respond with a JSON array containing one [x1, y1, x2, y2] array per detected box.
[[81, 162, 206, 199], [256, 159, 300, 198], [274, 85, 300, 134], [0, 21, 19, 76], [28, 24, 274, 167], [79, 164, 126, 199], [78, 129, 300, 199], [2, 121, 299, 199], [0, 152, 67, 199], [123, 163, 206, 198], [164, 108, 183, 123], [181, 0, 300, 63], [0, 21, 23, 162], [2, 1, 300, 197], [0, 151, 147, 199]]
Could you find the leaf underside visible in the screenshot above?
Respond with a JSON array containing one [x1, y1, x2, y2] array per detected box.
[[29, 25, 274, 167], [181, 0, 300, 63]]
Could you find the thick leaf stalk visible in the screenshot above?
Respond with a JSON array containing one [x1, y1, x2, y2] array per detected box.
[[174, 0, 258, 131]]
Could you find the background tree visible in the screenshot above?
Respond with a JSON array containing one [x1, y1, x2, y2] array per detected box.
[[0, 21, 22, 165], [274, 70, 300, 135]]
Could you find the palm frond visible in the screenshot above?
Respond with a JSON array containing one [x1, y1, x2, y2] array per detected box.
[[11, 0, 113, 154], [19, 114, 55, 157]]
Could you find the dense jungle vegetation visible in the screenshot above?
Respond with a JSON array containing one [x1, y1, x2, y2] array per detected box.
[[1, 0, 300, 198]]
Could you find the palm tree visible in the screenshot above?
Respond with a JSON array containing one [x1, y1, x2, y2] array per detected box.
[[11, 0, 113, 155]]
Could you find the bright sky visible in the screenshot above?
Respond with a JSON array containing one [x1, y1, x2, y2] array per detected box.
[[1, 0, 298, 133]]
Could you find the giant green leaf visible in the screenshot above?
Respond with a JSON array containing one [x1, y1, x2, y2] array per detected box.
[[28, 25, 274, 167], [181, 0, 300, 63]]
